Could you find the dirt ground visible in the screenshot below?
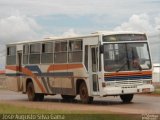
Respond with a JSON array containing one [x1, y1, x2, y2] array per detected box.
[[0, 89, 160, 114]]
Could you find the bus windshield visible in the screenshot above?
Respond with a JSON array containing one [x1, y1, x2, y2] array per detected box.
[[103, 43, 151, 72]]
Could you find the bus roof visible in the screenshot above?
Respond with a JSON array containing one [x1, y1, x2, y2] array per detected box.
[[91, 31, 145, 35], [6, 31, 145, 45]]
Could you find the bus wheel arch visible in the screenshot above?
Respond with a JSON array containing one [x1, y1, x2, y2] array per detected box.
[[26, 78, 44, 101], [76, 79, 85, 94], [26, 78, 32, 92], [76, 79, 93, 104]]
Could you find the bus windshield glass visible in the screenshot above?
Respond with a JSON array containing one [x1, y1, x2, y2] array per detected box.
[[103, 43, 151, 72]]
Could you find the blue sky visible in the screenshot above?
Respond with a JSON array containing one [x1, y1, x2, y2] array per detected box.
[[0, 0, 160, 68]]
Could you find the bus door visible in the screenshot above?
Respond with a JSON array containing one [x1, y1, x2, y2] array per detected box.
[[89, 46, 99, 95]]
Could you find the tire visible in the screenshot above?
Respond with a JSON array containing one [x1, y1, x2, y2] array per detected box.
[[79, 82, 93, 104], [120, 94, 134, 103], [61, 95, 76, 101], [37, 93, 44, 101], [27, 82, 44, 101]]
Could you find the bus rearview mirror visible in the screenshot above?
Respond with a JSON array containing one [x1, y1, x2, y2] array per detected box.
[[100, 45, 104, 54]]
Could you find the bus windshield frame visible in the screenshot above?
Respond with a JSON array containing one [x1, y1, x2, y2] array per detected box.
[[103, 42, 152, 72], [103, 34, 147, 42]]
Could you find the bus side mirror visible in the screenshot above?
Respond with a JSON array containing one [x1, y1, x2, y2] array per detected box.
[[100, 45, 104, 54]]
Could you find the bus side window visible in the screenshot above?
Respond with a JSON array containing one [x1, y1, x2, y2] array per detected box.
[[29, 43, 40, 64], [6, 46, 16, 65], [54, 42, 61, 52], [54, 41, 67, 63], [68, 40, 83, 63], [41, 42, 53, 63]]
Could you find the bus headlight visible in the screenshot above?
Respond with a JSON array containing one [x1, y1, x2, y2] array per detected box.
[[102, 82, 115, 87], [102, 82, 106, 87]]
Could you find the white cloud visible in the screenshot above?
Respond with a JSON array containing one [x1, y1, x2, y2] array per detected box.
[[114, 13, 160, 37], [62, 29, 79, 37], [0, 15, 42, 44], [0, 14, 43, 69], [155, 16, 160, 30], [114, 14, 154, 33]]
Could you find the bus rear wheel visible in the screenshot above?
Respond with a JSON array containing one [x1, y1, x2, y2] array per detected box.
[[79, 82, 93, 104], [61, 95, 76, 101], [37, 93, 44, 101], [27, 82, 44, 101], [120, 94, 134, 103]]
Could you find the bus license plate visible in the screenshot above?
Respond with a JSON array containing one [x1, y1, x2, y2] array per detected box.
[[142, 88, 150, 93]]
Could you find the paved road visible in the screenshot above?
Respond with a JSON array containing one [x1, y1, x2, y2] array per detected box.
[[0, 89, 160, 114]]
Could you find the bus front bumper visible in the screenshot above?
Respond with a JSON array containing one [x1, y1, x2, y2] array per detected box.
[[101, 84, 155, 96]]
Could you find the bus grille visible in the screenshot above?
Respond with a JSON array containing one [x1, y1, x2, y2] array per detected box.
[[113, 80, 143, 87]]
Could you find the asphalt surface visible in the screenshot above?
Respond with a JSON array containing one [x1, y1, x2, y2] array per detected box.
[[0, 89, 160, 114]]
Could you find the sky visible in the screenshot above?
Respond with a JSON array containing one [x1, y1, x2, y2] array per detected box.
[[0, 0, 160, 69]]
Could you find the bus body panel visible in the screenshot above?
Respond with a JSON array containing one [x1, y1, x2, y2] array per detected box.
[[5, 69, 22, 92], [8, 63, 90, 95]]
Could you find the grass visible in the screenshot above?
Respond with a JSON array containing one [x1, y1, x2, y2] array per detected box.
[[0, 103, 141, 120], [0, 103, 63, 114], [153, 88, 160, 94], [0, 86, 6, 90], [151, 85, 160, 95]]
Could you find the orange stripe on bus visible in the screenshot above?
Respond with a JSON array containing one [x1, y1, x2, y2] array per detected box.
[[47, 64, 83, 72], [104, 71, 152, 77], [68, 64, 83, 69], [6, 66, 46, 93]]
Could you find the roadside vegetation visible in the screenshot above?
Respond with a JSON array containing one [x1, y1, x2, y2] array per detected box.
[[0, 103, 141, 120], [153, 86, 160, 95]]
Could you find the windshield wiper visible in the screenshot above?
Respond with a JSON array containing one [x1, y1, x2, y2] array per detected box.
[[116, 61, 142, 72], [116, 62, 127, 72]]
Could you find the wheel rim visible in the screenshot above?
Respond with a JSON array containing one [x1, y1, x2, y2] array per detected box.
[[80, 84, 88, 99]]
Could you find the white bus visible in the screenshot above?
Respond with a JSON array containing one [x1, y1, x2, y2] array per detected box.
[[6, 31, 154, 103]]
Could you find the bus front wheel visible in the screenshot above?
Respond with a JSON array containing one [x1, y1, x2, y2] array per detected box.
[[27, 82, 44, 101], [79, 82, 93, 104], [120, 94, 134, 103]]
